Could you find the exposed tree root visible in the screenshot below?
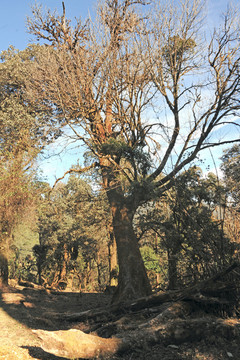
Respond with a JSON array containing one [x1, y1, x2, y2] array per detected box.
[[34, 262, 240, 359], [33, 311, 240, 359], [33, 328, 121, 359]]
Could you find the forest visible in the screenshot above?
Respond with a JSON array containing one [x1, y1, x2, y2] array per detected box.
[[0, 0, 240, 359], [1, 157, 240, 295]]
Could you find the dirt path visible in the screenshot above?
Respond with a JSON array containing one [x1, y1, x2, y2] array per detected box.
[[0, 286, 62, 359], [0, 306, 34, 346], [0, 305, 39, 359]]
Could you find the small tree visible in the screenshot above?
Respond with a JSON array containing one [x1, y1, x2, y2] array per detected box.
[[25, 0, 240, 302]]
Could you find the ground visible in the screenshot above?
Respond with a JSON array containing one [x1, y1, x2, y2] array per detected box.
[[0, 282, 239, 360]]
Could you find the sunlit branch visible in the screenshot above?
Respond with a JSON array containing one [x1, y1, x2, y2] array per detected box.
[[51, 162, 98, 192]]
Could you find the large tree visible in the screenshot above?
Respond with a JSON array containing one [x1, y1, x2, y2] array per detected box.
[[25, 0, 240, 302]]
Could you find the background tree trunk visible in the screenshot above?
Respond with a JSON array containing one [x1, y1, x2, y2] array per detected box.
[[96, 251, 102, 288], [58, 243, 69, 287], [0, 253, 8, 287], [167, 249, 178, 290], [108, 226, 118, 286], [0, 237, 11, 287], [37, 261, 43, 286]]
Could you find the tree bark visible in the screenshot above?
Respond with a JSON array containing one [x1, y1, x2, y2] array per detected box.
[[108, 196, 152, 303]]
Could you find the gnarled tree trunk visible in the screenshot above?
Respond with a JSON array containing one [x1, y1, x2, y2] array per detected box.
[[108, 194, 152, 303]]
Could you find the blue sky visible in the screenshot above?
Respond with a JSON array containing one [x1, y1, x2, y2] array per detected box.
[[0, 1, 96, 52], [0, 0, 230, 52], [0, 0, 239, 184]]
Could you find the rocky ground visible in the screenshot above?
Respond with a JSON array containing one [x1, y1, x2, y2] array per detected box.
[[0, 282, 240, 359]]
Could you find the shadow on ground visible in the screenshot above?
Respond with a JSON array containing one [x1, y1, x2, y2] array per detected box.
[[22, 346, 68, 360], [0, 285, 110, 330], [0, 284, 111, 359]]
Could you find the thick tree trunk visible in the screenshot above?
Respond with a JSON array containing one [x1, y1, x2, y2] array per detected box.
[[100, 156, 151, 303], [109, 199, 152, 303]]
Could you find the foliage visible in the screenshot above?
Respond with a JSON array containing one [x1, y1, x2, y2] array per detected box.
[[32, 175, 112, 290], [136, 167, 236, 289], [0, 45, 59, 285], [140, 244, 168, 288], [221, 144, 240, 209], [162, 34, 196, 67]]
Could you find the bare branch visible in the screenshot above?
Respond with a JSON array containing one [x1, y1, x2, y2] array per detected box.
[[25, 0, 240, 206], [51, 162, 98, 192]]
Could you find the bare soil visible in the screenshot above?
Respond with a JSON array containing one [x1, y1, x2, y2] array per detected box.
[[0, 283, 239, 359]]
